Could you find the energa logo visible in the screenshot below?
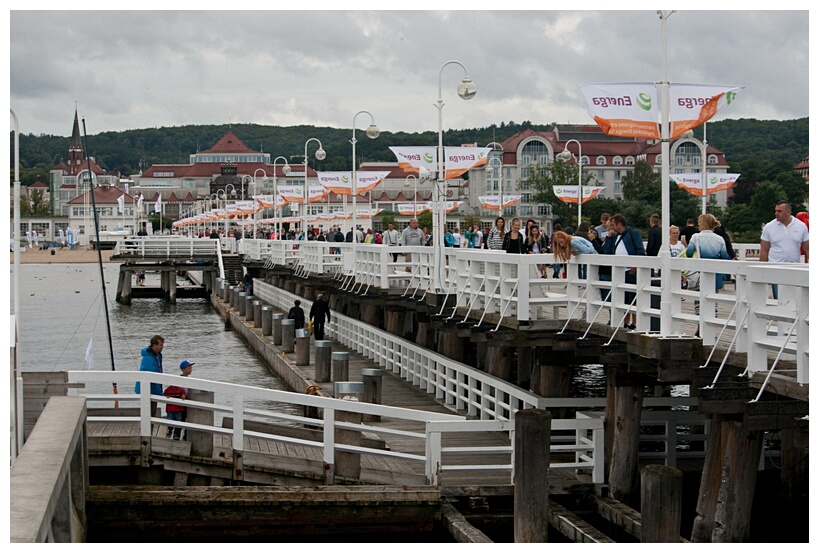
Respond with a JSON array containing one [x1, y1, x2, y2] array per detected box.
[[424, 153, 434, 164], [636, 92, 652, 111]]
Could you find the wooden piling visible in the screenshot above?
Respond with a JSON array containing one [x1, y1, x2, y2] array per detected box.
[[608, 381, 644, 507], [270, 313, 283, 345], [168, 271, 177, 304], [361, 368, 383, 422], [331, 352, 350, 385], [640, 464, 683, 542], [711, 420, 764, 543], [295, 329, 310, 366], [315, 341, 332, 382], [485, 345, 512, 380], [514, 409, 551, 543]]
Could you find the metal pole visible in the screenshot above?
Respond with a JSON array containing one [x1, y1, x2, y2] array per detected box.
[[658, 10, 675, 337], [701, 122, 708, 214]]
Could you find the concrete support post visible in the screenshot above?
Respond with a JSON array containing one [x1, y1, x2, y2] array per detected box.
[[295, 329, 311, 366], [237, 292, 248, 316], [331, 351, 350, 386], [261, 306, 273, 336], [252, 300, 262, 328], [271, 313, 283, 343], [332, 382, 363, 482], [315, 340, 333, 382], [168, 271, 177, 304], [281, 319, 296, 353], [121, 269, 133, 305], [361, 368, 383, 422]]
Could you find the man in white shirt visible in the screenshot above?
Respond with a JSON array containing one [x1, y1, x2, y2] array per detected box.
[[760, 200, 809, 298], [473, 228, 483, 249], [382, 222, 400, 262], [452, 228, 462, 248]]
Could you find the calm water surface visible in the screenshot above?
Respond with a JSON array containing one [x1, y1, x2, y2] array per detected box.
[[12, 263, 293, 416]]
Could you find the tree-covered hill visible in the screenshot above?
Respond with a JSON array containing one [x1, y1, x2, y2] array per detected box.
[[11, 118, 807, 190]]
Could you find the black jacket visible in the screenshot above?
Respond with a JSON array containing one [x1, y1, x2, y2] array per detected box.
[[310, 299, 331, 324], [288, 306, 305, 329]]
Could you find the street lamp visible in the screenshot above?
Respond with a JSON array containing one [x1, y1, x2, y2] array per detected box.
[[272, 156, 291, 239], [248, 170, 267, 238], [484, 142, 504, 219], [303, 138, 326, 235], [217, 188, 230, 236], [404, 174, 418, 217], [351, 111, 380, 243], [682, 128, 709, 215], [558, 138, 583, 226], [434, 60, 476, 291]]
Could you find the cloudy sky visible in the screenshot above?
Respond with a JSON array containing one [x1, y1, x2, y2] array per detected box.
[[8, 9, 811, 138]]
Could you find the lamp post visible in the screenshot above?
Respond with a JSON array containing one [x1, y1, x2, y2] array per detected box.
[[404, 174, 418, 217], [658, 10, 675, 337], [272, 156, 291, 239], [218, 188, 230, 236], [683, 127, 709, 215], [434, 60, 476, 291], [558, 138, 583, 226], [483, 141, 503, 219], [303, 138, 326, 235], [351, 111, 380, 244], [10, 108, 22, 459]]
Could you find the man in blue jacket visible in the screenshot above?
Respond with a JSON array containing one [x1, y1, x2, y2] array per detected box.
[[135, 335, 164, 417], [603, 214, 645, 329]]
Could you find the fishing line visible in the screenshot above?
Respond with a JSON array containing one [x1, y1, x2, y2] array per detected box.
[[50, 287, 103, 370]]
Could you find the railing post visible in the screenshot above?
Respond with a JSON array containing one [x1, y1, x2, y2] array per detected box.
[[424, 422, 442, 486]]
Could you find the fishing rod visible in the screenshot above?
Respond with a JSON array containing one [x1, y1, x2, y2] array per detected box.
[[82, 118, 118, 399]]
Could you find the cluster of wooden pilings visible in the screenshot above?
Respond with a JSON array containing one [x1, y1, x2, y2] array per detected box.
[[251, 265, 808, 543], [115, 262, 216, 304]]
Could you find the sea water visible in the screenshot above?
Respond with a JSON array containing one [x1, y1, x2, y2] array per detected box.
[[11, 263, 294, 415]]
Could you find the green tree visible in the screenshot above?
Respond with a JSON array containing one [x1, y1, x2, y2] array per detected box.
[[417, 210, 433, 232], [463, 214, 482, 232], [20, 189, 50, 217], [749, 180, 787, 224], [521, 159, 593, 228]]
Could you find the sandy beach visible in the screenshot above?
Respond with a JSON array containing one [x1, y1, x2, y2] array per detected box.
[[10, 247, 116, 264]]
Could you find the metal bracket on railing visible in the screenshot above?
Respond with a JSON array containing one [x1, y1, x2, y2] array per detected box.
[[750, 316, 798, 402], [476, 276, 501, 328], [461, 274, 488, 323], [604, 283, 643, 346], [704, 306, 748, 388], [494, 279, 519, 332], [559, 284, 589, 335]]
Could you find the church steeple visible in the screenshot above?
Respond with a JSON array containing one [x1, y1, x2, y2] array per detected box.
[[67, 108, 84, 173]]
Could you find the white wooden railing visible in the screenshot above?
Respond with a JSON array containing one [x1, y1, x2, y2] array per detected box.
[[114, 236, 220, 258], [67, 370, 606, 485]]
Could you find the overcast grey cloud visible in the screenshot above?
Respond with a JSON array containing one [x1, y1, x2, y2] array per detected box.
[[9, 10, 810, 137]]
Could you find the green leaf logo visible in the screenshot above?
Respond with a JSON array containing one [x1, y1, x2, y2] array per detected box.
[[726, 91, 737, 105], [424, 153, 434, 164], [636, 93, 652, 111], [710, 177, 718, 185], [341, 176, 349, 183], [555, 188, 563, 194]]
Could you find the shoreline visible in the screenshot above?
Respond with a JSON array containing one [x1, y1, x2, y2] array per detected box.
[[9, 247, 116, 264]]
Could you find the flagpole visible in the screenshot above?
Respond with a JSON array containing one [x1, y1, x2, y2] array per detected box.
[[701, 122, 708, 214], [658, 10, 675, 337], [81, 118, 118, 397]]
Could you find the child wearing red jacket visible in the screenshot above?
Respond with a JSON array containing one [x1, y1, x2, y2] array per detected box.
[[164, 360, 194, 440]]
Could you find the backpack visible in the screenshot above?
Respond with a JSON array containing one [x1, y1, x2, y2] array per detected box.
[[374, 233, 382, 244], [444, 232, 454, 247]]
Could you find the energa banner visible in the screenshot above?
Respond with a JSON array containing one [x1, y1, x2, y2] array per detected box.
[[253, 195, 289, 210], [356, 171, 391, 194], [425, 201, 461, 214], [277, 185, 305, 204], [669, 84, 743, 138], [582, 82, 742, 139], [308, 185, 328, 203], [478, 195, 522, 210], [317, 172, 353, 195], [389, 146, 490, 179], [389, 147, 437, 175], [580, 82, 660, 138], [670, 173, 740, 196], [398, 203, 428, 216], [552, 186, 606, 204]]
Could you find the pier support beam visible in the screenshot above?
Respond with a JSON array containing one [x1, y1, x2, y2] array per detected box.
[[514, 409, 551, 543], [484, 345, 512, 380], [640, 464, 683, 542], [608, 369, 644, 507], [691, 418, 764, 543], [121, 270, 133, 305], [168, 271, 177, 304]]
